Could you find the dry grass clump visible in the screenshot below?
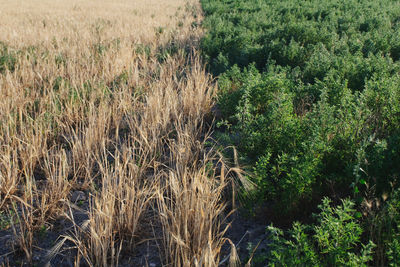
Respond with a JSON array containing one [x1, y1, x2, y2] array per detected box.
[[157, 153, 229, 266], [0, 0, 235, 265]]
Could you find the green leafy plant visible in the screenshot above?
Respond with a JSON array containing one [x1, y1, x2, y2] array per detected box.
[[268, 198, 375, 266]]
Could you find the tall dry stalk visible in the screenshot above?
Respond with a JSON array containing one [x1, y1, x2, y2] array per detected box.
[[157, 154, 231, 266]]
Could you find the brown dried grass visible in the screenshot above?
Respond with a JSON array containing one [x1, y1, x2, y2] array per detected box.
[[0, 0, 236, 265]]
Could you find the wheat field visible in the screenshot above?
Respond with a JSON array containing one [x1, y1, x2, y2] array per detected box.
[[0, 0, 237, 265]]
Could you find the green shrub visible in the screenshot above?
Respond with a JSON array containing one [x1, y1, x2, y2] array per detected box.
[[268, 198, 375, 266]]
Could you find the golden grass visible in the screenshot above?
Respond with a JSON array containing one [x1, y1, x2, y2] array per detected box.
[[0, 0, 187, 47], [0, 0, 237, 265]]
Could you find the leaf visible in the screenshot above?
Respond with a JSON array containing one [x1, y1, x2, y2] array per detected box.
[[355, 211, 362, 219]]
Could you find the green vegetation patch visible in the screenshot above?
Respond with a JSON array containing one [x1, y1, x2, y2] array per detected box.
[[268, 198, 375, 266], [201, 0, 400, 216], [0, 42, 17, 73], [201, 0, 400, 264]]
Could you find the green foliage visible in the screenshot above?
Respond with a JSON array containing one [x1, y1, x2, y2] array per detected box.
[[201, 1, 400, 264], [135, 44, 152, 58], [0, 42, 17, 73], [388, 239, 400, 267], [363, 188, 400, 266], [55, 52, 67, 67], [0, 210, 13, 230], [268, 198, 375, 266], [201, 0, 400, 77], [157, 43, 179, 63], [202, 0, 400, 218]]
